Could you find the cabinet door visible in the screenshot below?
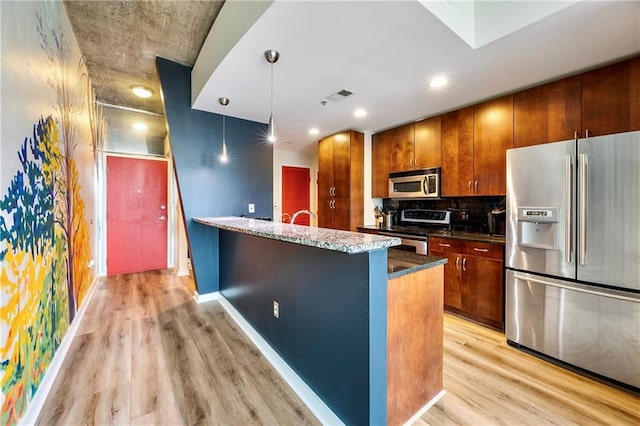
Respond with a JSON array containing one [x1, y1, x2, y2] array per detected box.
[[332, 132, 352, 198], [441, 107, 474, 196], [391, 123, 415, 172], [463, 256, 504, 330], [318, 136, 334, 199], [514, 76, 582, 147], [431, 250, 462, 310], [414, 116, 442, 169], [473, 95, 513, 195], [582, 57, 640, 137], [372, 130, 393, 198], [332, 197, 351, 231], [317, 197, 333, 229]]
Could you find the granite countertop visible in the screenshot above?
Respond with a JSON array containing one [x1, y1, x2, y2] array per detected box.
[[359, 226, 506, 245], [194, 217, 401, 254], [387, 249, 447, 279]]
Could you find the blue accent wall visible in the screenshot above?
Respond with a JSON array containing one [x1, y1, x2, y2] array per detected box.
[[156, 57, 273, 293], [218, 229, 388, 425]]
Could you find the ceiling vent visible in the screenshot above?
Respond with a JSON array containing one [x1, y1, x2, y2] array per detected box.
[[325, 88, 356, 103]]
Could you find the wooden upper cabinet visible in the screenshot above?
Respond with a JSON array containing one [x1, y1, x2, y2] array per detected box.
[[317, 131, 364, 231], [514, 76, 582, 147], [473, 95, 514, 196], [391, 123, 415, 172], [441, 107, 474, 197], [371, 129, 393, 198], [317, 136, 334, 199], [332, 132, 352, 198], [582, 57, 640, 137], [414, 116, 442, 169]]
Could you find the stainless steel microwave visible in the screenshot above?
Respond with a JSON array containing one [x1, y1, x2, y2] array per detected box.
[[388, 168, 440, 199]]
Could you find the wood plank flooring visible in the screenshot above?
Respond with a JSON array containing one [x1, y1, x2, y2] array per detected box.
[[419, 314, 640, 426], [37, 270, 319, 426], [38, 270, 640, 425]]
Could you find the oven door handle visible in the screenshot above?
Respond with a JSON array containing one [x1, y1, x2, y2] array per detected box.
[[377, 231, 427, 241], [398, 238, 428, 255], [379, 232, 428, 255]]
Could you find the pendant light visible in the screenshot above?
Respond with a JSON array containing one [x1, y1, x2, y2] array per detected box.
[[264, 49, 280, 143], [219, 97, 229, 163]]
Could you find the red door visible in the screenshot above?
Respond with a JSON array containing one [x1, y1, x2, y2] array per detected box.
[[282, 166, 310, 225], [107, 156, 168, 275]]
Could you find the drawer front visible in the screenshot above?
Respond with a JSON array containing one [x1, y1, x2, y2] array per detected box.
[[461, 241, 504, 260], [429, 237, 462, 253]]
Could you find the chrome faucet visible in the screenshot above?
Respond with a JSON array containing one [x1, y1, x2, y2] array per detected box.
[[291, 209, 316, 225]]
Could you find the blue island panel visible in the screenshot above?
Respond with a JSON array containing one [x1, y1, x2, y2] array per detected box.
[[219, 229, 388, 426]]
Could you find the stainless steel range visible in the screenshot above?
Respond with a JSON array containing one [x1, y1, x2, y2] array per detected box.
[[377, 209, 451, 255]]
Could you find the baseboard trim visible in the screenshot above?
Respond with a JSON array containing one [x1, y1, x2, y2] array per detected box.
[[402, 389, 446, 426], [19, 274, 102, 426], [217, 296, 344, 426], [193, 290, 221, 304]]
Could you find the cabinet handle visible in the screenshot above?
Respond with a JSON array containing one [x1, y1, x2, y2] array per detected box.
[[439, 243, 451, 247], [574, 131, 580, 140], [415, 157, 419, 168], [468, 181, 472, 192], [462, 257, 467, 272], [331, 200, 336, 209], [585, 129, 592, 138], [475, 180, 479, 192], [473, 248, 489, 253], [455, 256, 460, 270]]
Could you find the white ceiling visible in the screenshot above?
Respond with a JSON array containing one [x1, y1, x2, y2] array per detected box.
[[192, 0, 640, 153]]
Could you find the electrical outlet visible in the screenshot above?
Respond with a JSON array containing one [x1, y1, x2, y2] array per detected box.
[[248, 203, 255, 213], [88, 260, 95, 268], [273, 301, 279, 318]]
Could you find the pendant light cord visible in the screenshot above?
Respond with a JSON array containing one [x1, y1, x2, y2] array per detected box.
[[270, 62, 274, 116]]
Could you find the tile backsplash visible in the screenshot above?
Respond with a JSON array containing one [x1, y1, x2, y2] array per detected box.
[[382, 196, 505, 233]]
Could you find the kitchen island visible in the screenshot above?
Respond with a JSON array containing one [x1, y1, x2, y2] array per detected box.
[[193, 217, 445, 426]]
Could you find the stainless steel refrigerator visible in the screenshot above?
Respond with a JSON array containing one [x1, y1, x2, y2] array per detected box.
[[505, 130, 640, 390]]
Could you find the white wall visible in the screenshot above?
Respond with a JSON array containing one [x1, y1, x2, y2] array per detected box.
[[273, 148, 318, 225], [364, 132, 383, 227]]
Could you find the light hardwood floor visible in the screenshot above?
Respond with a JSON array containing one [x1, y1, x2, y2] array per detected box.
[[38, 270, 639, 425], [420, 314, 640, 425], [37, 270, 319, 425]]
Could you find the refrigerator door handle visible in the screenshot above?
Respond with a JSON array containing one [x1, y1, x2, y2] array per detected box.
[[565, 155, 573, 264], [512, 273, 640, 303], [579, 153, 588, 265]]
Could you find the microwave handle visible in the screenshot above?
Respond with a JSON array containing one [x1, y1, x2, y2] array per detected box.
[[423, 176, 427, 195]]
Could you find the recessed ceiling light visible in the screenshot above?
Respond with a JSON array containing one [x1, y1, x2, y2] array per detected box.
[[354, 108, 367, 118], [429, 76, 448, 88], [131, 85, 154, 98], [132, 122, 148, 132], [309, 128, 320, 135]]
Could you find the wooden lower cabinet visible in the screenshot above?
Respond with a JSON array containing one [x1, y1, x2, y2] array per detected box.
[[318, 197, 351, 231], [430, 237, 504, 330]]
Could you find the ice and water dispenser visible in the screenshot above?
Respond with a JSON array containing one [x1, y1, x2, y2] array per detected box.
[[517, 208, 559, 250]]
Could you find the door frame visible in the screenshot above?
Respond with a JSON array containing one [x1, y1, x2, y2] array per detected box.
[[100, 152, 172, 275]]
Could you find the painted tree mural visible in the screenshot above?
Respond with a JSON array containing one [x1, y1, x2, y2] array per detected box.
[[0, 7, 98, 425]]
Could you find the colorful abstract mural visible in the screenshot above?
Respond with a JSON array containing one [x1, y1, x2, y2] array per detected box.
[[0, 2, 99, 425]]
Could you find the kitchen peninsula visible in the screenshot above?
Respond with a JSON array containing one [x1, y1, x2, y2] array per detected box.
[[193, 217, 446, 425]]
